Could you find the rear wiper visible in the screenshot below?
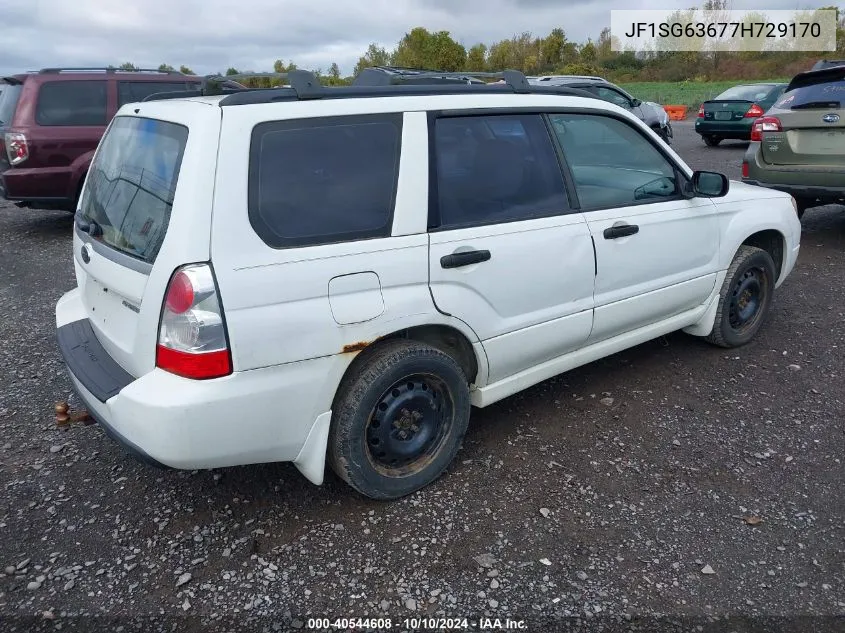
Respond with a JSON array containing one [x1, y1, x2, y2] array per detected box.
[[791, 100, 841, 109], [74, 212, 102, 237]]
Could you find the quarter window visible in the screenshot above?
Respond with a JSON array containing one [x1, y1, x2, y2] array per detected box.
[[549, 113, 679, 209], [433, 114, 569, 229], [36, 81, 107, 126], [248, 114, 402, 248]]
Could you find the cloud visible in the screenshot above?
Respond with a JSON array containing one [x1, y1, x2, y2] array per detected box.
[[0, 0, 824, 77]]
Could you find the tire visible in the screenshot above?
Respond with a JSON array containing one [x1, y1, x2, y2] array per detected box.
[[328, 339, 471, 500], [703, 135, 722, 147], [654, 126, 670, 144], [793, 196, 815, 220], [705, 245, 777, 348]]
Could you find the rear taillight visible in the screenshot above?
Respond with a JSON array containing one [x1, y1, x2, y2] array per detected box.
[[742, 162, 749, 178], [156, 264, 231, 380], [4, 132, 29, 166], [745, 103, 765, 118], [750, 116, 782, 141], [697, 105, 704, 118]]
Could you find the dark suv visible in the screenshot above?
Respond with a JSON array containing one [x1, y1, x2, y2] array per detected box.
[[0, 68, 225, 211]]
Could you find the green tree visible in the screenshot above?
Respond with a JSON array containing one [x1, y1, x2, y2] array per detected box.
[[179, 65, 195, 75], [391, 27, 467, 71], [158, 63, 175, 72], [119, 62, 138, 70], [329, 62, 341, 79], [225, 67, 240, 76], [579, 41, 597, 64], [466, 43, 487, 71], [353, 43, 392, 76], [540, 28, 566, 71]]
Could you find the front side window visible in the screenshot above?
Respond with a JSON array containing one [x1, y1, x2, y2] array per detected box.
[[594, 87, 632, 108], [80, 116, 188, 263], [36, 81, 107, 126], [550, 113, 679, 209], [248, 114, 402, 248], [433, 114, 569, 229], [118, 81, 196, 107]]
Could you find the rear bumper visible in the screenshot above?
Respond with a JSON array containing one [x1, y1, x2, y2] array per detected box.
[[741, 178, 845, 201], [55, 288, 340, 475], [1, 165, 75, 207], [694, 119, 753, 138], [742, 143, 845, 200]]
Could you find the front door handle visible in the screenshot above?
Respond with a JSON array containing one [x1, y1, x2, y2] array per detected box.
[[440, 250, 491, 269], [603, 224, 639, 239]]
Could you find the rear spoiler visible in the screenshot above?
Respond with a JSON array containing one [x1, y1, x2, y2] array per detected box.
[[1, 76, 23, 85], [786, 66, 845, 92]]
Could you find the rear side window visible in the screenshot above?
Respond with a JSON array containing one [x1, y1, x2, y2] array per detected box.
[[36, 81, 108, 126], [248, 114, 402, 248], [118, 81, 195, 107], [776, 76, 845, 109], [0, 84, 22, 126], [79, 117, 188, 264], [433, 114, 569, 229]]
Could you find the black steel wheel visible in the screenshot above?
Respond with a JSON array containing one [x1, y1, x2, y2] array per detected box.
[[705, 245, 776, 348], [328, 340, 471, 500]]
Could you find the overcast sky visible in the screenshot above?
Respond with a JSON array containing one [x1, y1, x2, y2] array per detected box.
[[0, 0, 825, 77]]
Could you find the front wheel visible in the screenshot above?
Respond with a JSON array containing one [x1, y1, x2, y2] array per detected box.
[[705, 246, 776, 348], [328, 340, 471, 500], [703, 135, 722, 147]]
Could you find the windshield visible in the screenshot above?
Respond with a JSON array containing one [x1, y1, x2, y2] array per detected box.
[[776, 77, 845, 109], [0, 84, 22, 126], [79, 116, 188, 264], [714, 85, 775, 102]]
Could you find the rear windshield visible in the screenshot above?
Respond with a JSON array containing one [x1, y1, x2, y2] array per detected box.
[[79, 116, 188, 264], [0, 84, 22, 126], [776, 77, 845, 109], [714, 85, 775, 102]]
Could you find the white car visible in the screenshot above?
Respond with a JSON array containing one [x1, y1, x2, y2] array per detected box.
[[56, 70, 801, 500]]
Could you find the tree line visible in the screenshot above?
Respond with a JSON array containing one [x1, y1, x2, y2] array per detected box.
[[121, 4, 845, 87]]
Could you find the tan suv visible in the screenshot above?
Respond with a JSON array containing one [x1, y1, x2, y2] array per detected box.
[[742, 65, 845, 219]]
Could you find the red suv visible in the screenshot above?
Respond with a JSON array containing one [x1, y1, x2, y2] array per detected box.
[[0, 68, 225, 212]]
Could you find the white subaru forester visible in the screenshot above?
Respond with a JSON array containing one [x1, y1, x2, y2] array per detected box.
[[56, 69, 801, 500]]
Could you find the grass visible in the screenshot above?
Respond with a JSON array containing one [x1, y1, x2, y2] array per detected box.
[[617, 79, 790, 109]]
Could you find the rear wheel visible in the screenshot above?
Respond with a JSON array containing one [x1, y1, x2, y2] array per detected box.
[[328, 340, 471, 500], [704, 246, 776, 348], [703, 135, 722, 147]]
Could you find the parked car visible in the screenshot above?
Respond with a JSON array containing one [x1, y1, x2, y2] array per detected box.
[[56, 69, 801, 500], [811, 59, 845, 70], [695, 82, 787, 146], [742, 65, 845, 218], [0, 67, 241, 212], [528, 75, 674, 143]]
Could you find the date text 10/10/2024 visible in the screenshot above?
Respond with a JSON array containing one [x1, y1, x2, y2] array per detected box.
[[306, 617, 528, 630]]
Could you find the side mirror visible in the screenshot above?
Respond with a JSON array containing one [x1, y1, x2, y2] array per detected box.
[[691, 170, 729, 197], [631, 98, 642, 107]]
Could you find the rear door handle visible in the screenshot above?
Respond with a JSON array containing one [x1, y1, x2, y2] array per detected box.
[[440, 250, 491, 269], [603, 224, 639, 240]]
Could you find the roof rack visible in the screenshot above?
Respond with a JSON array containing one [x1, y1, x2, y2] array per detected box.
[[353, 66, 488, 86], [138, 68, 596, 106], [38, 67, 185, 75]]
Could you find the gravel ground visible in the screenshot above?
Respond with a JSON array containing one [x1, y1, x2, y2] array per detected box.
[[0, 122, 843, 633]]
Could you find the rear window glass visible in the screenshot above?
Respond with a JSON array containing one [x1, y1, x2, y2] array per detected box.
[[0, 84, 22, 126], [79, 117, 188, 264], [248, 114, 402, 248], [714, 85, 775, 102], [776, 77, 845, 109], [118, 81, 196, 107], [36, 81, 108, 126]]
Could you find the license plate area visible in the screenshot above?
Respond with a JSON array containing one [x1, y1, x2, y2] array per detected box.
[[714, 111, 733, 121]]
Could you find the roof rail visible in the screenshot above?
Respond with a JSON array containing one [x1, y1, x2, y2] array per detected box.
[[140, 70, 323, 102], [352, 67, 533, 92], [38, 67, 184, 75]]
